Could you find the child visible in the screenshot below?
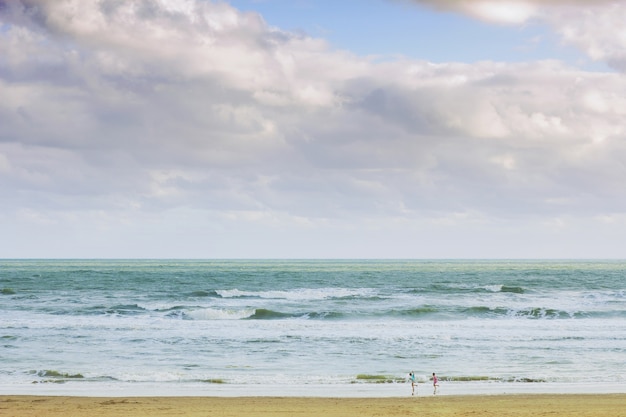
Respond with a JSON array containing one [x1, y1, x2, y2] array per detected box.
[[409, 371, 417, 396], [432, 372, 439, 395]]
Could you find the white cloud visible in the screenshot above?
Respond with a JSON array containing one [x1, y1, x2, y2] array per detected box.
[[406, 0, 626, 71], [545, 3, 626, 71], [2, 0, 626, 257], [405, 0, 615, 24]]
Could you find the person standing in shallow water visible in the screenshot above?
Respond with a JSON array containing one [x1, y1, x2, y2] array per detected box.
[[409, 371, 417, 396], [432, 373, 439, 395]]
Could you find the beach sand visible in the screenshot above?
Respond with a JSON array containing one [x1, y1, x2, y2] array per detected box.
[[1, 394, 625, 417]]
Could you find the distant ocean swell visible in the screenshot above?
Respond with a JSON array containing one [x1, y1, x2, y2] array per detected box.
[[3, 286, 624, 320], [0, 283, 572, 298]]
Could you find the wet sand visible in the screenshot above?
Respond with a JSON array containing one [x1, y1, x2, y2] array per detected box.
[[2, 394, 625, 417]]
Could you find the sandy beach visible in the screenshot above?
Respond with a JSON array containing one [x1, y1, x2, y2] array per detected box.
[[1, 394, 625, 417]]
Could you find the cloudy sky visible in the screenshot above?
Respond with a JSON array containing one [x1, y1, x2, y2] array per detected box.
[[2, 0, 626, 258]]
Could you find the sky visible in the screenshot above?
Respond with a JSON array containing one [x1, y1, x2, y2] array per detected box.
[[1, 0, 626, 259]]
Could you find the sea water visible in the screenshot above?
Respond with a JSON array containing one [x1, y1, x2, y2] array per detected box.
[[1, 259, 624, 397]]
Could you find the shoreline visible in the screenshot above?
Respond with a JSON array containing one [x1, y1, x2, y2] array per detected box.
[[2, 394, 625, 417], [2, 381, 624, 398]]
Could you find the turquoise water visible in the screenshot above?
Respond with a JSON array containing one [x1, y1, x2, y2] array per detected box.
[[1, 259, 624, 396]]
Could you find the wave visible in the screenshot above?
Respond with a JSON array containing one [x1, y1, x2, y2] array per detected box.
[[246, 309, 343, 320], [215, 287, 377, 301], [247, 308, 295, 320], [484, 285, 525, 294], [28, 370, 124, 385], [388, 307, 440, 318], [184, 307, 344, 321], [410, 284, 527, 295], [171, 304, 626, 321], [38, 370, 84, 379], [103, 304, 147, 315], [408, 375, 548, 383], [371, 305, 601, 320], [376, 305, 624, 320], [65, 304, 151, 317], [186, 308, 257, 320], [180, 305, 618, 321], [303, 311, 345, 319], [200, 378, 226, 384], [24, 369, 555, 387], [19, 300, 626, 322], [352, 374, 549, 384], [460, 306, 626, 319], [500, 286, 525, 294], [354, 374, 404, 384], [32, 370, 84, 380], [187, 290, 221, 298]]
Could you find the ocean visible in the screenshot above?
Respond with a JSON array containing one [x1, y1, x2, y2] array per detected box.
[[1, 259, 624, 397]]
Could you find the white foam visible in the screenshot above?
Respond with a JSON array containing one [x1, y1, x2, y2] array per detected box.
[[217, 287, 376, 301], [186, 307, 255, 320]]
